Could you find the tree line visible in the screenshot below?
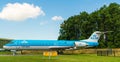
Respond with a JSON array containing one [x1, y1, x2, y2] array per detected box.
[[0, 38, 12, 48], [58, 3, 120, 48]]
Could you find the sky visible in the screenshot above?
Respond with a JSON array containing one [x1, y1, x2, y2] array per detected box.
[[0, 0, 120, 40]]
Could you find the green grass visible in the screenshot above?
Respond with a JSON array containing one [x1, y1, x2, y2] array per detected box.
[[0, 54, 120, 62], [0, 51, 11, 55]]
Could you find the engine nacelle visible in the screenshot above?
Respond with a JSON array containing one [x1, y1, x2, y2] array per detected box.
[[75, 42, 88, 47]]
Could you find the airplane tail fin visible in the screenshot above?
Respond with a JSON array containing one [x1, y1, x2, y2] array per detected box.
[[87, 31, 102, 42]]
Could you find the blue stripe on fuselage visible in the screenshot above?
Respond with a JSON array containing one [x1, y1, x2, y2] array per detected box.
[[5, 40, 75, 47], [4, 40, 99, 47]]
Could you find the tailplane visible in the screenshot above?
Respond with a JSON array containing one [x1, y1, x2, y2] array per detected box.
[[87, 31, 102, 42]]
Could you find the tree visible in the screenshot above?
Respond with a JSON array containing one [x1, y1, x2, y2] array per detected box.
[[58, 3, 120, 48]]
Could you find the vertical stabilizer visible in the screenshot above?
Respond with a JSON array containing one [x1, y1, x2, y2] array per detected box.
[[88, 31, 102, 42]]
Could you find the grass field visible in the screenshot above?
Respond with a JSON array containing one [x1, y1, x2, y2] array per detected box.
[[0, 54, 120, 62]]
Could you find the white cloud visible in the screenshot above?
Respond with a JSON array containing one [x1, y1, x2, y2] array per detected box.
[[0, 3, 45, 21], [51, 16, 63, 21], [40, 21, 47, 26]]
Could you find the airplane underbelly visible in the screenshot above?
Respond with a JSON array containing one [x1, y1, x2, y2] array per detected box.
[[3, 46, 72, 50]]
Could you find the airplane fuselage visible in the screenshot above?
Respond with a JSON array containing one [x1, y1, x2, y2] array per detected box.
[[3, 31, 101, 50], [3, 40, 98, 50]]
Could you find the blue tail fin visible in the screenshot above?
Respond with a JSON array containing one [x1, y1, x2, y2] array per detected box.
[[88, 31, 102, 42]]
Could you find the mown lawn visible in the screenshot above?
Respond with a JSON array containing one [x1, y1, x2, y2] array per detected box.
[[0, 54, 120, 62]]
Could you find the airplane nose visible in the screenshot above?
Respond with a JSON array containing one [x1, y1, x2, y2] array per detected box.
[[3, 46, 7, 49], [3, 46, 6, 48]]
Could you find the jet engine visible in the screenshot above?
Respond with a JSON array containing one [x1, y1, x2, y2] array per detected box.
[[75, 42, 88, 47]]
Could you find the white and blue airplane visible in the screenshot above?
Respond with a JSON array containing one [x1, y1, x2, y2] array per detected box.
[[3, 31, 102, 51]]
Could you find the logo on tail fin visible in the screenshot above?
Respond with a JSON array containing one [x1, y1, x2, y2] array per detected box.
[[88, 31, 102, 42], [90, 34, 99, 40], [81, 31, 102, 42]]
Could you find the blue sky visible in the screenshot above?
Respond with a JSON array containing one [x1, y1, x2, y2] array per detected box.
[[0, 0, 120, 40]]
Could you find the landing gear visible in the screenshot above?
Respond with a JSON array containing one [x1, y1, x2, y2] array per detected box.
[[11, 50, 16, 56], [57, 50, 64, 54]]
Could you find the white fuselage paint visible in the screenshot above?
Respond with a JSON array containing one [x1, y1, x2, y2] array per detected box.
[[3, 46, 72, 50]]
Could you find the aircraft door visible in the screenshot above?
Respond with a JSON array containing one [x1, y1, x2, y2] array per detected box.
[[21, 40, 29, 49]]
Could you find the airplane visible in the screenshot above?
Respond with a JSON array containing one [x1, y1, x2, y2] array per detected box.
[[3, 31, 102, 55]]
